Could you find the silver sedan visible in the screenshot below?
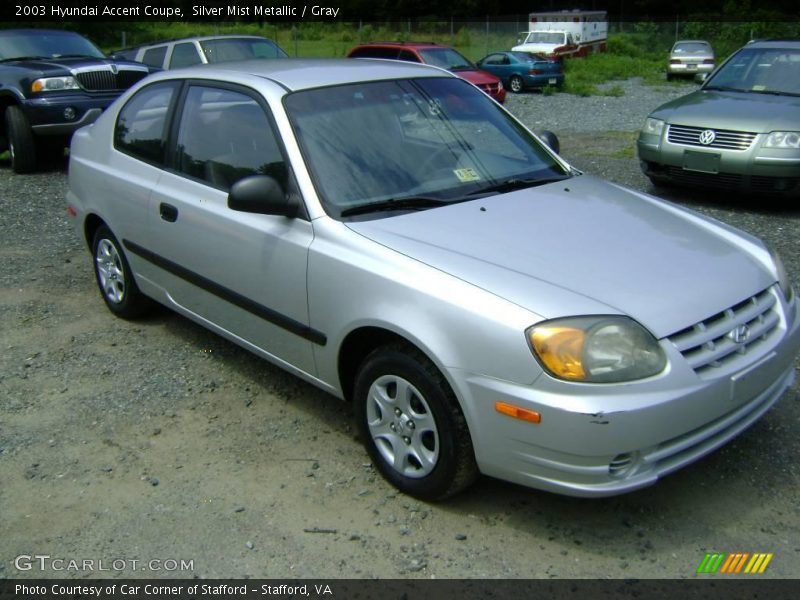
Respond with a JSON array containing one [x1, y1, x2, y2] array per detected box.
[[66, 59, 800, 500]]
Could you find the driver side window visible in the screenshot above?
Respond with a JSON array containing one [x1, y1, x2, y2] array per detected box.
[[174, 86, 288, 191]]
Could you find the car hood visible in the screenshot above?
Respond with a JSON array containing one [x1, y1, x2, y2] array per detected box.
[[4, 57, 149, 76], [512, 43, 558, 54], [346, 175, 774, 339], [650, 89, 800, 132]]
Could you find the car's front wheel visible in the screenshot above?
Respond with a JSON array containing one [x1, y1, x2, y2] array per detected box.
[[5, 106, 37, 174], [509, 75, 524, 93], [92, 225, 152, 318], [354, 343, 478, 500]]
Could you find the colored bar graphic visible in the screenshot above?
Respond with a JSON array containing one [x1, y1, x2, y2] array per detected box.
[[696, 552, 773, 574]]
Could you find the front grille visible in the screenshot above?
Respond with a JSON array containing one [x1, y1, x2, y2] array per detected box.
[[75, 68, 148, 91], [668, 288, 781, 375], [665, 167, 742, 189], [667, 124, 756, 151]]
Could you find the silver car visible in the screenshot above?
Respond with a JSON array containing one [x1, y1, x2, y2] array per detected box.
[[666, 40, 715, 80], [640, 39, 800, 195], [67, 59, 800, 500]]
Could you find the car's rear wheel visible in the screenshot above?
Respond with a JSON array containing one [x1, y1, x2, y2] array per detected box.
[[354, 343, 478, 500], [5, 106, 37, 174], [509, 75, 524, 93], [92, 225, 152, 319]]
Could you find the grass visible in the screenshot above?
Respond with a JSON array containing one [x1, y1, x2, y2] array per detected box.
[[75, 22, 800, 98]]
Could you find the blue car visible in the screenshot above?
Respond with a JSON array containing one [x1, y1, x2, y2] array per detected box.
[[476, 51, 564, 93]]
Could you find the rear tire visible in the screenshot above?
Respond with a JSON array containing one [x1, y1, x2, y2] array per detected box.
[[509, 75, 524, 93], [354, 343, 478, 500], [6, 106, 37, 174], [92, 225, 152, 319]]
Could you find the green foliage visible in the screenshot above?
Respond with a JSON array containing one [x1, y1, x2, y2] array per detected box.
[[603, 85, 625, 97]]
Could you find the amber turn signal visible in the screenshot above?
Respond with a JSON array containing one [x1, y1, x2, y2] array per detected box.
[[495, 401, 541, 424]]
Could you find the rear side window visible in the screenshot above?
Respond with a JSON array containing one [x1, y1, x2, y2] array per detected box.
[[114, 81, 180, 164], [350, 47, 399, 59], [169, 43, 202, 68], [398, 50, 421, 62], [142, 46, 167, 68], [174, 86, 287, 191]]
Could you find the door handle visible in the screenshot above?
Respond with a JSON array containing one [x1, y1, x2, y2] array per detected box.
[[159, 203, 178, 222]]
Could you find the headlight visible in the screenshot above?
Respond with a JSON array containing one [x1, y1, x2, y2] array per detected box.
[[642, 117, 665, 137], [31, 76, 81, 93], [764, 131, 800, 149], [527, 316, 666, 383], [768, 246, 794, 301]]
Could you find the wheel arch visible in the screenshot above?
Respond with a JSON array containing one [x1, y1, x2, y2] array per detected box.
[[338, 326, 451, 405], [83, 213, 107, 251]]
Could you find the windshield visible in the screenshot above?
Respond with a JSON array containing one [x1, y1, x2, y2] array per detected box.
[[285, 77, 569, 219], [706, 46, 800, 95], [524, 32, 566, 45], [672, 42, 712, 55], [417, 48, 474, 70], [0, 30, 105, 60], [199, 38, 288, 62]]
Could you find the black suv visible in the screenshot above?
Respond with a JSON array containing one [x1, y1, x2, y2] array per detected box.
[[0, 29, 155, 173]]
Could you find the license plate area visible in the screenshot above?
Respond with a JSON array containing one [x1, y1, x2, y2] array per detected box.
[[730, 351, 778, 404], [548, 78, 557, 85], [683, 150, 720, 173]]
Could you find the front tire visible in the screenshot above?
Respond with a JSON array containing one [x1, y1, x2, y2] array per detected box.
[[509, 75, 524, 93], [354, 344, 478, 500], [5, 106, 37, 174], [92, 225, 152, 319]]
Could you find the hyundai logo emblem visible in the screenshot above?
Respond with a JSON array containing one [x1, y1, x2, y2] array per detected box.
[[729, 324, 750, 344], [698, 129, 716, 145]]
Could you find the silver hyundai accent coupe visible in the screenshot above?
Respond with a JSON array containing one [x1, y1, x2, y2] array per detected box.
[[66, 59, 800, 500]]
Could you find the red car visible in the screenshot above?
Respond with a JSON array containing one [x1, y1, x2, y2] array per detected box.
[[347, 42, 506, 104]]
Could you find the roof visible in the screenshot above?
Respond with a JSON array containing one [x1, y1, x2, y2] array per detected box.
[[158, 58, 452, 92]]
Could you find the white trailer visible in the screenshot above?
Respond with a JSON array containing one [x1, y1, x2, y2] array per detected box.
[[512, 10, 608, 59]]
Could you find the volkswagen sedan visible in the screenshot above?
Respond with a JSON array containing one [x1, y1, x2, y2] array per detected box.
[[67, 59, 800, 500], [639, 39, 800, 195]]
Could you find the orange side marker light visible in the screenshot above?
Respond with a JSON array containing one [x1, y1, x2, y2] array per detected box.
[[495, 402, 541, 424]]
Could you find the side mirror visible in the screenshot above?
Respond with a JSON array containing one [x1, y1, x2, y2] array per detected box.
[[695, 72, 709, 84], [538, 130, 560, 154], [228, 175, 296, 217]]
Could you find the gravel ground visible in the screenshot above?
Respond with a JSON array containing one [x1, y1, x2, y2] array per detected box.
[[2, 79, 799, 581]]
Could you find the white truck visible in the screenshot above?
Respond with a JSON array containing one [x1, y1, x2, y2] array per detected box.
[[512, 10, 608, 60]]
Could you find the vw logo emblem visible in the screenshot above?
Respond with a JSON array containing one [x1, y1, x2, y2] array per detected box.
[[698, 129, 716, 145], [729, 324, 750, 344]]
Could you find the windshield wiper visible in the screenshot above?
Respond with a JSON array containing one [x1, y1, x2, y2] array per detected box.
[[0, 55, 49, 63], [749, 89, 800, 97], [340, 196, 450, 217], [467, 176, 569, 197], [703, 85, 746, 92]]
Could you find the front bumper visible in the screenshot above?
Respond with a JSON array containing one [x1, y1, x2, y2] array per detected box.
[[23, 94, 117, 136], [638, 129, 800, 195], [453, 296, 800, 497]]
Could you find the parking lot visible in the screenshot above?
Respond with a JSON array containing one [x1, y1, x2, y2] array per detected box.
[[2, 81, 799, 579]]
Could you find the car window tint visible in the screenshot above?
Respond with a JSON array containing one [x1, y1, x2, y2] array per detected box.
[[398, 50, 420, 62], [115, 81, 180, 164], [484, 54, 505, 65], [142, 46, 167, 68], [175, 86, 286, 191], [350, 47, 399, 59], [169, 43, 202, 68]]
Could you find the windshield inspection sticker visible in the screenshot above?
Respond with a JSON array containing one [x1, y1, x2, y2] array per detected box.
[[454, 168, 481, 182]]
